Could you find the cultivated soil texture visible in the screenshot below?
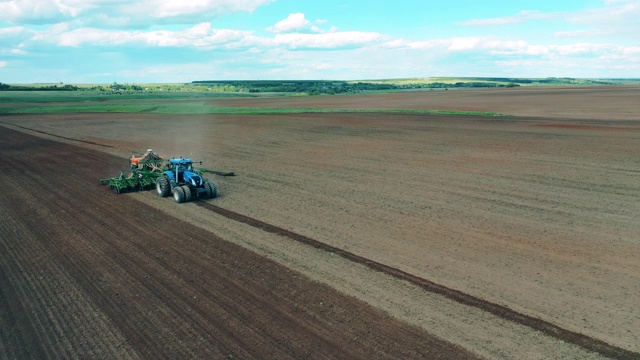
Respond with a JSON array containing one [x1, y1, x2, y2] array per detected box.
[[0, 127, 475, 359], [1, 87, 639, 359]]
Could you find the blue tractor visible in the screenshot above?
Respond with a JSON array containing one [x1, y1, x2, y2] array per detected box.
[[155, 158, 217, 203]]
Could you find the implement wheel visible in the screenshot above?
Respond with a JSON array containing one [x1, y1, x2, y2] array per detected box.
[[172, 186, 185, 203], [156, 176, 170, 197]]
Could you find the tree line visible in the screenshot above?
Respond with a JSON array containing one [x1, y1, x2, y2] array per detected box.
[[0, 83, 78, 91]]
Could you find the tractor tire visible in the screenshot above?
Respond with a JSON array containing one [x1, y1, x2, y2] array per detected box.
[[204, 181, 217, 199], [172, 186, 185, 203], [156, 176, 170, 197], [181, 185, 192, 202]]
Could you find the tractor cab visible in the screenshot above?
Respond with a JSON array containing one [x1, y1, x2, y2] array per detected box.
[[165, 158, 202, 186]]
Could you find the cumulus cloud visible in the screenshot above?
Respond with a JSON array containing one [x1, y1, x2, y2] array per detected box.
[[127, 0, 271, 20], [274, 31, 383, 50], [0, 0, 272, 26], [382, 35, 631, 61], [457, 0, 640, 39], [0, 25, 30, 37], [37, 22, 253, 49], [0, 0, 80, 24], [456, 10, 552, 26], [266, 13, 337, 34], [267, 13, 310, 33], [8, 14, 381, 52], [564, 1, 640, 34], [2, 0, 640, 81], [0, 25, 34, 52]]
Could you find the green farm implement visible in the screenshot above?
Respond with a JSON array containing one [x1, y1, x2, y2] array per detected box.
[[100, 168, 164, 193], [99, 149, 165, 193]]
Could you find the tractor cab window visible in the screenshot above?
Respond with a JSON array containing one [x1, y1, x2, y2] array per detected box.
[[177, 163, 192, 172]]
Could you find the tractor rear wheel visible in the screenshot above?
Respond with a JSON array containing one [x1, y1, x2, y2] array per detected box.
[[182, 185, 192, 202], [156, 176, 170, 197], [172, 186, 185, 203]]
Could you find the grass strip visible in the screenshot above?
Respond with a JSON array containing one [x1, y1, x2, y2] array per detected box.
[[0, 103, 505, 117]]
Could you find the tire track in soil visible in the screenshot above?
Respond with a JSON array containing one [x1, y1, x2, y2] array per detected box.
[[6, 123, 116, 148], [195, 201, 640, 360]]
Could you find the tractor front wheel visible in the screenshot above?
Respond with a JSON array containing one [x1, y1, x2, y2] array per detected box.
[[204, 181, 217, 199], [156, 176, 170, 197], [172, 186, 186, 203]]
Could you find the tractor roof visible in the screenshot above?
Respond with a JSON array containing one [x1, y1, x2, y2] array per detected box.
[[169, 158, 193, 164]]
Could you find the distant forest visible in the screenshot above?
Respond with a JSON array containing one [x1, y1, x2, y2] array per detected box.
[[1, 77, 636, 94], [191, 77, 633, 94], [0, 83, 79, 91]]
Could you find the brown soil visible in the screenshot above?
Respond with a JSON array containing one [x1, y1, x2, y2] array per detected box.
[[207, 85, 640, 120], [0, 126, 476, 359], [1, 87, 639, 359]]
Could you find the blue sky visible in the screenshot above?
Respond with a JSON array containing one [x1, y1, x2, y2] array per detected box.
[[1, 0, 639, 83]]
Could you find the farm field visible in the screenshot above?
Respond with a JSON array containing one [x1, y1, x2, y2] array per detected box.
[[204, 86, 640, 120], [1, 87, 639, 359]]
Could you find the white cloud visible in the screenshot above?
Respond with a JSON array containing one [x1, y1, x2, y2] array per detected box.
[[456, 10, 553, 26], [0, 25, 34, 53], [0, 61, 7, 67], [564, 1, 640, 33], [0, 25, 29, 37], [457, 0, 640, 41], [10, 47, 26, 55], [0, 0, 272, 25], [128, 0, 271, 19], [493, 49, 640, 77], [267, 13, 310, 33], [41, 22, 253, 48], [623, 46, 640, 54], [274, 31, 383, 49], [2, 0, 640, 81], [0, 0, 108, 24], [381, 35, 636, 63], [447, 37, 483, 51]]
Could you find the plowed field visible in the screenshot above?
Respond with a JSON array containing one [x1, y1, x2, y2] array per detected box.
[[1, 87, 639, 359], [0, 126, 476, 359]]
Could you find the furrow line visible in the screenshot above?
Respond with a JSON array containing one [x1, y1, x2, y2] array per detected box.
[[4, 123, 116, 148]]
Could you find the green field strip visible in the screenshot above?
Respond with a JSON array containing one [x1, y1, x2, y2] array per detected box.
[[0, 102, 505, 117]]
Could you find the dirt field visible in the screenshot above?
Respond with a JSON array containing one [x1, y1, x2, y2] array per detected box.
[[207, 86, 640, 120], [1, 87, 639, 359], [0, 126, 476, 359]]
